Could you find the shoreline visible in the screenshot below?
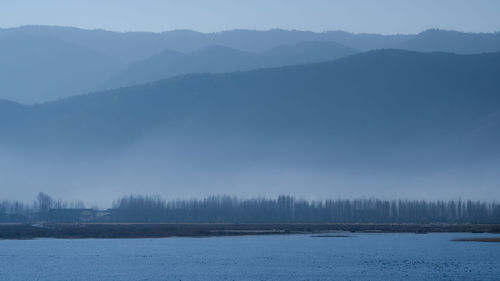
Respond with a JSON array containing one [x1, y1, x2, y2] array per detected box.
[[1, 223, 499, 240]]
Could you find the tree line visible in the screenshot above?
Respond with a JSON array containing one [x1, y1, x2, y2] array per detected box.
[[0, 192, 86, 222], [110, 195, 500, 224], [1, 193, 500, 223]]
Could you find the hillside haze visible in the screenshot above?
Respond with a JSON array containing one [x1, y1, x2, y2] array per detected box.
[[0, 33, 124, 104], [1, 50, 499, 205]]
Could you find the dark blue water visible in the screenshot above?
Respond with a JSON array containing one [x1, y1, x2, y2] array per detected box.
[[0, 233, 499, 280]]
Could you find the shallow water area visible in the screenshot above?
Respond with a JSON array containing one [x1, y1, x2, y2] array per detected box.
[[0, 232, 499, 280]]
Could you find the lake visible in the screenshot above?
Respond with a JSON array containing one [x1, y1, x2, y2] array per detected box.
[[0, 233, 499, 280]]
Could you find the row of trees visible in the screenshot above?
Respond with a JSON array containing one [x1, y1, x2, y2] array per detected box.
[[111, 195, 500, 224], [2, 193, 500, 223], [0, 193, 86, 217]]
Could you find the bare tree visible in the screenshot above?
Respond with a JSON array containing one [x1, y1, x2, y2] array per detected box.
[[36, 192, 53, 212]]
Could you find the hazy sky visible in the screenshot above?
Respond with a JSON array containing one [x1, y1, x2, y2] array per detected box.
[[0, 0, 499, 34]]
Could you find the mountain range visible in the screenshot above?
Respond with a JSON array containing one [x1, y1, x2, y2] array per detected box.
[[2, 26, 500, 104], [4, 49, 499, 149], [101, 42, 358, 90], [1, 49, 500, 201]]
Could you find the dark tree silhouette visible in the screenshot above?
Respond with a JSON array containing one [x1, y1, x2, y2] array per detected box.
[[36, 192, 53, 213], [110, 195, 500, 224], [1, 193, 499, 223]]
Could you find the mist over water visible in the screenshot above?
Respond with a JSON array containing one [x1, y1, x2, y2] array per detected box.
[[2, 132, 500, 207]]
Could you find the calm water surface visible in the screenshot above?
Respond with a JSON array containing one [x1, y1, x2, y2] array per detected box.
[[0, 233, 499, 280]]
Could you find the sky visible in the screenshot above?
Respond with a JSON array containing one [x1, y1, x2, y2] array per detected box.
[[0, 0, 499, 34]]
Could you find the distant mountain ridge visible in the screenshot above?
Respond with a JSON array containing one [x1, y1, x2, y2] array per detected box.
[[1, 26, 500, 104], [400, 29, 500, 54], [101, 41, 358, 89], [0, 26, 408, 62], [2, 26, 499, 60]]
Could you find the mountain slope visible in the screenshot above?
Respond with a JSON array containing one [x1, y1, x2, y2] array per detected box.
[[4, 50, 499, 152], [1, 50, 500, 201], [260, 41, 359, 66], [102, 42, 358, 89]]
